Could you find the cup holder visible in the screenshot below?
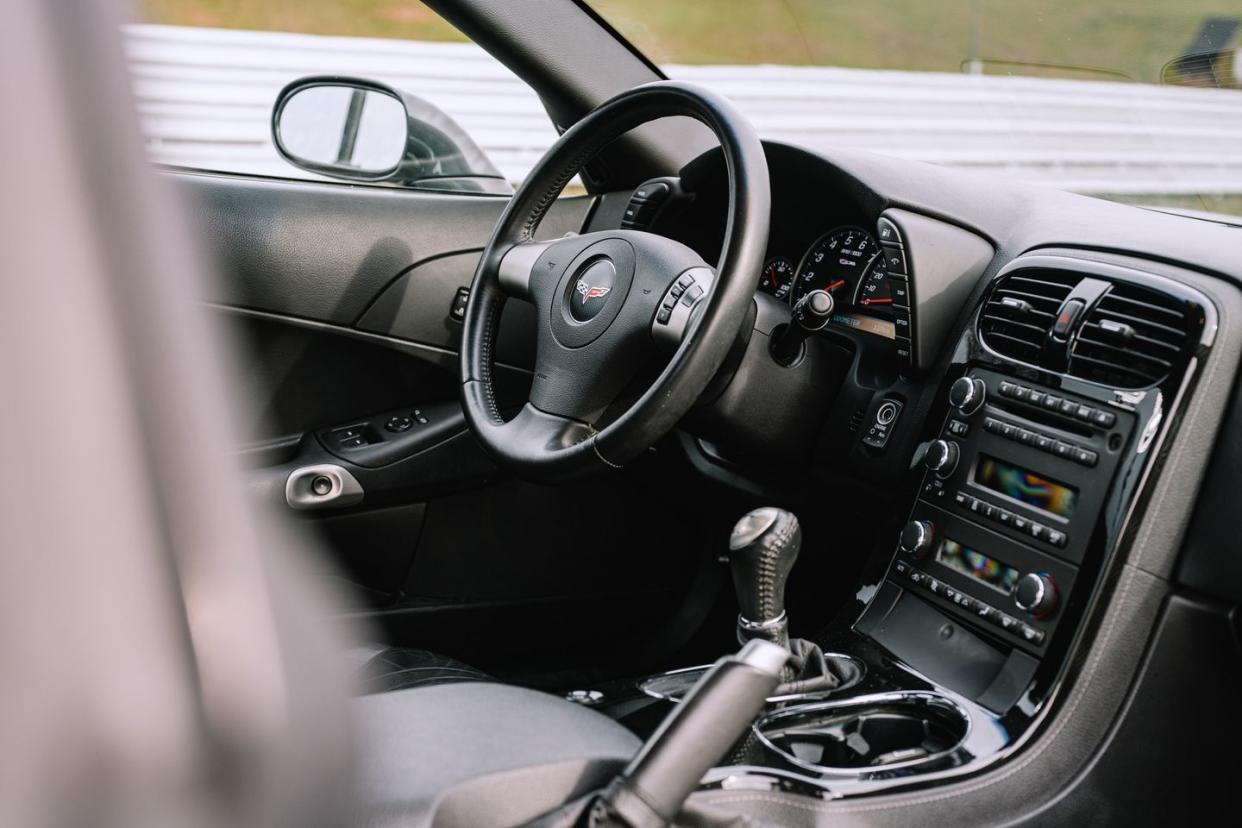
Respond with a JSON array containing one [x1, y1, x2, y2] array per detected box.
[[755, 692, 970, 774], [639, 653, 865, 704]]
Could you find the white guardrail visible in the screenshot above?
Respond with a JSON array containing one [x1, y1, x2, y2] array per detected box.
[[125, 23, 1242, 195]]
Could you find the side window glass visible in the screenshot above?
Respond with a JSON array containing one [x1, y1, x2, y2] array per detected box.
[[128, 3, 559, 191]]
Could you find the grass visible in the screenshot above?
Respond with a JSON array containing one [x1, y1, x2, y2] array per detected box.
[[135, 0, 1242, 84]]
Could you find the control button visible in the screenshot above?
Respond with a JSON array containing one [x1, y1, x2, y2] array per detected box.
[[633, 181, 670, 202], [333, 427, 361, 441], [894, 560, 909, 575], [928, 578, 944, 596], [676, 273, 695, 290], [1029, 522, 1048, 542], [997, 613, 1021, 633], [412, 409, 429, 425], [310, 475, 333, 497], [877, 217, 902, 245], [947, 419, 970, 436], [863, 399, 904, 450], [949, 376, 987, 415], [954, 491, 972, 508], [1018, 429, 1038, 446], [450, 287, 470, 321], [924, 439, 960, 477], [680, 284, 705, 306], [956, 593, 977, 612], [882, 245, 908, 275], [385, 416, 413, 433], [999, 381, 1016, 396], [1051, 298, 1085, 338], [899, 520, 936, 560], [1053, 441, 1074, 458], [998, 509, 1014, 526], [1092, 409, 1117, 428], [980, 502, 996, 519], [669, 283, 686, 300], [890, 280, 910, 305], [910, 571, 925, 585], [975, 603, 997, 622], [893, 314, 912, 338], [1014, 572, 1058, 617], [895, 340, 913, 361], [1028, 390, 1046, 406], [1058, 399, 1078, 417], [984, 417, 1003, 434], [1013, 386, 1031, 402], [1046, 529, 1067, 547], [1000, 423, 1018, 439], [656, 306, 672, 324], [1020, 624, 1046, 645], [1073, 447, 1098, 466], [1035, 434, 1054, 452], [1042, 394, 1062, 411], [1012, 516, 1030, 532], [1074, 404, 1094, 422], [341, 436, 366, 449]]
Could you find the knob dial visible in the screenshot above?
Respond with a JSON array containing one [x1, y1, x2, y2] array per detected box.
[[898, 520, 935, 560], [924, 439, 960, 477], [949, 376, 986, 415], [1014, 572, 1058, 616]]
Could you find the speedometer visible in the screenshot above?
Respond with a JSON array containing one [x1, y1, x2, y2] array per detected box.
[[853, 256, 894, 317], [794, 227, 880, 306]]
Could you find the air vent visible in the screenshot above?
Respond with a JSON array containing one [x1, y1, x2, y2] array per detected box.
[[979, 270, 1080, 363], [1069, 283, 1192, 388]]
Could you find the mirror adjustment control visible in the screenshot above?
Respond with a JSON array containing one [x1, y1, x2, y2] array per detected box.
[[924, 439, 960, 477], [1014, 572, 1058, 617], [898, 520, 935, 560], [949, 376, 986, 415]]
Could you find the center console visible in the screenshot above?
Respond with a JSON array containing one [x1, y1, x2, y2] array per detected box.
[[573, 250, 1218, 802]]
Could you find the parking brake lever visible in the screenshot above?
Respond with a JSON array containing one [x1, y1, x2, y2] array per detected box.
[[590, 639, 788, 828]]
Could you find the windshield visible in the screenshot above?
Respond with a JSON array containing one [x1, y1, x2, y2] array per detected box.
[[592, 0, 1242, 219]]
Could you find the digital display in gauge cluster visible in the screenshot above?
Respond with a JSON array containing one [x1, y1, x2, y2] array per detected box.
[[756, 223, 898, 339]]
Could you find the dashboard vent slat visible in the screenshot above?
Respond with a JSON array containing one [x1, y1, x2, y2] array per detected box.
[[1068, 283, 1193, 388], [979, 270, 1079, 362]]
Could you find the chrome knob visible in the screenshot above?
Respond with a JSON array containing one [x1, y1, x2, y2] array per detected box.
[[898, 520, 935, 560], [949, 376, 986, 415], [924, 439, 960, 477], [1014, 572, 1058, 616]]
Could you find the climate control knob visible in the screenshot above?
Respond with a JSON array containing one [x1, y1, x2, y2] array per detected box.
[[949, 376, 986, 415], [898, 520, 935, 560], [924, 439, 960, 477], [1014, 572, 1058, 617]]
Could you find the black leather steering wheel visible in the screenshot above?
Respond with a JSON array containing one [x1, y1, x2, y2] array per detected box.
[[460, 81, 770, 481]]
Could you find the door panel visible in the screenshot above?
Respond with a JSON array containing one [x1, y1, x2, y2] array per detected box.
[[179, 169, 711, 678]]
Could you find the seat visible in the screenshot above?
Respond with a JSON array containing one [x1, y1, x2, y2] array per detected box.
[[351, 680, 641, 826], [352, 645, 492, 694]]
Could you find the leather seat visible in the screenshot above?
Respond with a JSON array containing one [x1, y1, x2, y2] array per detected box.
[[352, 646, 492, 695]]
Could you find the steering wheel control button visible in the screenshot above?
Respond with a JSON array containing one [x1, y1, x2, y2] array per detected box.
[[862, 398, 903, 450], [385, 416, 413, 433], [949, 376, 986, 415], [568, 258, 617, 322], [924, 439, 960, 477], [898, 520, 935, 560]]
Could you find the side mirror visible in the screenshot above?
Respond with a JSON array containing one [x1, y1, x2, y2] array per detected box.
[[272, 76, 510, 193]]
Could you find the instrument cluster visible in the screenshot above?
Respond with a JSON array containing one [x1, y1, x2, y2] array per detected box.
[[758, 224, 898, 339]]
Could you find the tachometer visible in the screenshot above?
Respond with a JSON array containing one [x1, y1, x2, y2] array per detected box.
[[794, 227, 880, 306], [759, 256, 796, 301]]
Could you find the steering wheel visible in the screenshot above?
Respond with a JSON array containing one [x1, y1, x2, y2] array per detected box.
[[460, 81, 770, 481]]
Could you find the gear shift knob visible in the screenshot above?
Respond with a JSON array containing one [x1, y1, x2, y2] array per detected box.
[[728, 507, 801, 647]]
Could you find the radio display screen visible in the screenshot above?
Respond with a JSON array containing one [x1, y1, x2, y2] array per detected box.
[[935, 538, 1020, 594], [975, 455, 1078, 518]]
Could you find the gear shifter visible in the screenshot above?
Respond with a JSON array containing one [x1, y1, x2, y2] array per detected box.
[[728, 507, 800, 649], [728, 507, 840, 694]]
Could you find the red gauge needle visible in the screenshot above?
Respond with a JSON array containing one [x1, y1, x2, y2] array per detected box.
[[861, 298, 893, 305], [825, 279, 846, 291]]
